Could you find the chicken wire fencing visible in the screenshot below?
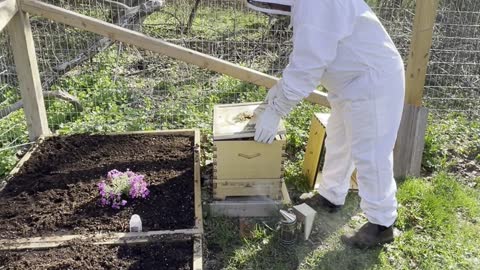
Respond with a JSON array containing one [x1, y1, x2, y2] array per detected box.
[[0, 0, 478, 173], [426, 0, 480, 117]]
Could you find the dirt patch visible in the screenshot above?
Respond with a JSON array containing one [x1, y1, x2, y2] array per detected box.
[[0, 240, 193, 270], [0, 134, 195, 239]]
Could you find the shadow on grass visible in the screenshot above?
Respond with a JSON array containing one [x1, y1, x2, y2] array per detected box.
[[203, 192, 384, 270], [299, 246, 382, 270], [293, 192, 385, 269], [205, 217, 300, 270]]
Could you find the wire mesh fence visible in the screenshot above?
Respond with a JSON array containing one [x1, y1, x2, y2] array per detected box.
[[0, 30, 29, 176], [426, 0, 480, 117], [0, 0, 479, 176]]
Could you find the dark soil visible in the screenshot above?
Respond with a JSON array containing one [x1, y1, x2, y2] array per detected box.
[[0, 133, 195, 239], [0, 240, 193, 270]]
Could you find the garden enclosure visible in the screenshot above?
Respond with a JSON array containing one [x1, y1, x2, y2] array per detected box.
[[1, 0, 479, 178]]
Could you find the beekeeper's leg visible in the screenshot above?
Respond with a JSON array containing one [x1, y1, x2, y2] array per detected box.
[[317, 96, 355, 206], [346, 78, 404, 227]]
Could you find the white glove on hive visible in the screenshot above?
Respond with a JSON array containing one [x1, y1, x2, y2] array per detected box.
[[255, 82, 298, 144]]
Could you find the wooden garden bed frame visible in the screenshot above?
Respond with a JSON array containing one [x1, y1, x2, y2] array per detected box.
[[0, 129, 203, 269]]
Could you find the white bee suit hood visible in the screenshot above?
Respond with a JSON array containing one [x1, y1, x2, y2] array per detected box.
[[245, 0, 294, 16]]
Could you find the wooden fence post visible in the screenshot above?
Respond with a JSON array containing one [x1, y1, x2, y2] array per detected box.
[[394, 0, 440, 178], [7, 10, 50, 141]]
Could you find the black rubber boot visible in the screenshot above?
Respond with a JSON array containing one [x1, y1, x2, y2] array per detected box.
[[302, 193, 342, 213], [341, 222, 394, 249]]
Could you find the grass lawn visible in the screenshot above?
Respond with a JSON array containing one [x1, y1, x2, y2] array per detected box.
[[204, 173, 480, 269]]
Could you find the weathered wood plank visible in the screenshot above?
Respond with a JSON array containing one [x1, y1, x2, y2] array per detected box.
[[214, 182, 282, 200], [209, 198, 282, 217], [4, 140, 42, 179], [107, 129, 196, 136], [20, 0, 330, 107], [0, 229, 202, 251], [281, 181, 291, 205], [193, 129, 203, 233], [0, 0, 17, 32], [394, 104, 428, 178], [209, 181, 290, 217], [193, 236, 203, 270], [7, 10, 50, 141]]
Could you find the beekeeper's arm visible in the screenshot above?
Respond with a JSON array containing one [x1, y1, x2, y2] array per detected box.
[[255, 0, 355, 143]]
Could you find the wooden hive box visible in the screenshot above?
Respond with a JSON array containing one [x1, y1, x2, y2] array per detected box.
[[212, 102, 286, 200], [303, 113, 358, 190]]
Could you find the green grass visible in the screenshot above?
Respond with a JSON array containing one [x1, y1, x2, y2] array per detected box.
[[205, 217, 300, 270], [423, 114, 480, 174], [205, 173, 480, 269], [385, 173, 480, 269], [0, 110, 29, 178], [144, 4, 268, 41]]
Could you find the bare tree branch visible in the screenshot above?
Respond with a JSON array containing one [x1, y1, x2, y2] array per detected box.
[[0, 91, 83, 119], [102, 0, 131, 10], [184, 0, 201, 34]]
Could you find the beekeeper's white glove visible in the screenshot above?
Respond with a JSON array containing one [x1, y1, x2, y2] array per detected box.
[[255, 83, 298, 144], [265, 83, 280, 104], [254, 106, 281, 144]]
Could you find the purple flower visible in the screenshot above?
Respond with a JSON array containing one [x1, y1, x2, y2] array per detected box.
[[97, 181, 107, 196], [126, 170, 135, 177], [100, 198, 108, 206], [107, 169, 122, 180], [129, 174, 149, 199], [98, 169, 149, 209]]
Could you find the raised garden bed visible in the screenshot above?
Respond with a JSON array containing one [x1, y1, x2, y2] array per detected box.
[[0, 130, 203, 269], [0, 130, 201, 238], [0, 238, 201, 270]]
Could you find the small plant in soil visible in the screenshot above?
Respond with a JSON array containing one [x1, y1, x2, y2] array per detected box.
[[97, 169, 150, 209]]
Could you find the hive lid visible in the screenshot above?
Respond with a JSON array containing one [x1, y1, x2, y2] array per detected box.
[[213, 102, 286, 140]]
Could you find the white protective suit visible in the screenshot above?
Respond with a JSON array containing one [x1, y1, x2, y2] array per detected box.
[[252, 0, 405, 227]]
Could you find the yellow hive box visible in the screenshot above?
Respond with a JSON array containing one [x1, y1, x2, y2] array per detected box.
[[303, 113, 358, 190], [212, 102, 286, 200]]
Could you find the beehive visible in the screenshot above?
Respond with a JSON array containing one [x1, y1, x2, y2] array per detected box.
[[303, 113, 358, 190], [212, 102, 286, 200]]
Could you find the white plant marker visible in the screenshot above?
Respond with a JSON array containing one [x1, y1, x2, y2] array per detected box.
[[129, 214, 142, 232]]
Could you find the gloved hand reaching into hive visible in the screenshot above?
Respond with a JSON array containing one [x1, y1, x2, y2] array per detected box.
[[254, 82, 298, 144]]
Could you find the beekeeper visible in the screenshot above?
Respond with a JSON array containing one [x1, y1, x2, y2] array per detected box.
[[247, 0, 405, 248]]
